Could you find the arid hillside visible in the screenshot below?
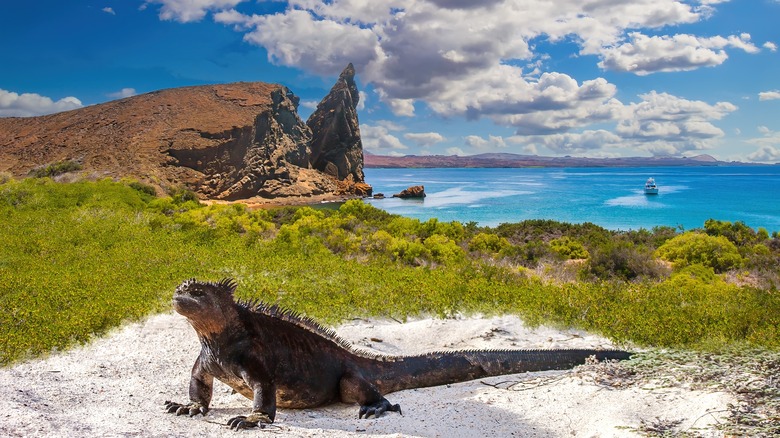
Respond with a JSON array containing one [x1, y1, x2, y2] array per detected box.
[[0, 65, 369, 200]]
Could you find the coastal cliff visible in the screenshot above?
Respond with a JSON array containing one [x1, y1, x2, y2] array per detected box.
[[0, 65, 370, 200]]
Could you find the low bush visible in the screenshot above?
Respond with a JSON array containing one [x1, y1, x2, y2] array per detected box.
[[468, 232, 511, 254], [586, 240, 665, 281], [28, 160, 83, 178], [550, 236, 589, 260], [656, 232, 744, 273]]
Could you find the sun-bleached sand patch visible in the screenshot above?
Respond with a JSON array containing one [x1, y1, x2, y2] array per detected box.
[[0, 313, 733, 437]]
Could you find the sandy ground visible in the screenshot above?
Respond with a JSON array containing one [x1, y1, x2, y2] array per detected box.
[[0, 313, 733, 437]]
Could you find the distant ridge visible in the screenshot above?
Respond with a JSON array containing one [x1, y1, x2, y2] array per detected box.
[[364, 153, 757, 168]]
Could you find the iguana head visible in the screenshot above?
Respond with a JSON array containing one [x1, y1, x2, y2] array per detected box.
[[173, 278, 238, 335]]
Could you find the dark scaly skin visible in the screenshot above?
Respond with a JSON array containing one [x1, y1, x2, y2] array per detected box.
[[164, 278, 632, 430]]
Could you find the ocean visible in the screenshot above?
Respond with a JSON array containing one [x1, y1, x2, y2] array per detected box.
[[363, 166, 780, 232]]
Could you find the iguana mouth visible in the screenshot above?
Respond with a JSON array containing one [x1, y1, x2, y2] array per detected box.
[[172, 295, 199, 314]]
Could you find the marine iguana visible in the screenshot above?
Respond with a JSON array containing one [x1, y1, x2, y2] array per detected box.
[[164, 278, 631, 430]]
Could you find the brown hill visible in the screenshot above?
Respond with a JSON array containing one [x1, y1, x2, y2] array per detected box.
[[0, 65, 370, 201]]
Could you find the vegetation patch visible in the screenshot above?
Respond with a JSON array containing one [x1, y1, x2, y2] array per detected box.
[[1, 177, 779, 367], [27, 160, 83, 178]]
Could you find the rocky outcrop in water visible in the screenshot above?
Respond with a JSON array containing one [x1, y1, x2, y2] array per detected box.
[[0, 65, 371, 201], [393, 185, 426, 199]]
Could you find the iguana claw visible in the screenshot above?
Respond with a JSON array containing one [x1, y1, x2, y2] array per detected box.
[[227, 412, 272, 430], [358, 398, 402, 419], [164, 400, 208, 417]]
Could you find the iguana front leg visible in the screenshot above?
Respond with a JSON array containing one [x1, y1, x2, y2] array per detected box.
[[227, 379, 276, 430], [164, 356, 213, 417]]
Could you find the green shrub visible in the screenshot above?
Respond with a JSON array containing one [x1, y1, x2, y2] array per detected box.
[[338, 199, 393, 225], [587, 240, 663, 281], [704, 219, 766, 246], [656, 232, 744, 273], [423, 234, 465, 264], [388, 239, 430, 265], [468, 232, 510, 254], [550, 236, 589, 260], [28, 160, 82, 178], [167, 186, 200, 204], [128, 181, 157, 197]]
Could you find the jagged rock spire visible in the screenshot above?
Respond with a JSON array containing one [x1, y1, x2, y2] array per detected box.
[[306, 63, 365, 183]]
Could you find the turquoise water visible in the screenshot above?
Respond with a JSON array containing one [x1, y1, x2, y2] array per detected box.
[[364, 166, 780, 231]]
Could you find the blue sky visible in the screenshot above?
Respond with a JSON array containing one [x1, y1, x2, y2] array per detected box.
[[1, 1, 779, 162]]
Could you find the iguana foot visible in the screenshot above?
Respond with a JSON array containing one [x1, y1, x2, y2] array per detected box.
[[358, 398, 402, 419], [164, 400, 208, 417], [227, 412, 272, 430]]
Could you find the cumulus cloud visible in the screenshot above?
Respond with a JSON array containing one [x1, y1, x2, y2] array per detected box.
[[464, 135, 507, 150], [517, 130, 623, 155], [360, 123, 408, 153], [102, 7, 116, 15], [145, 0, 244, 23], [759, 90, 780, 101], [404, 132, 445, 147], [615, 91, 736, 155], [0, 89, 83, 117], [745, 127, 780, 162], [745, 126, 780, 154], [598, 33, 759, 75], [747, 146, 780, 162], [107, 88, 137, 99], [242, 9, 380, 76], [146, 0, 751, 154], [764, 42, 778, 52]]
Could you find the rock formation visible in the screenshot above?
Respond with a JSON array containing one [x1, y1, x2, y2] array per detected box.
[[0, 65, 371, 201], [393, 185, 426, 199], [306, 64, 365, 184]]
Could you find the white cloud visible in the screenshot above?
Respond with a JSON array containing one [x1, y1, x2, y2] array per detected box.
[[764, 41, 778, 52], [145, 0, 245, 23], [148, 0, 749, 154], [243, 9, 380, 76], [745, 127, 780, 162], [102, 7, 116, 15], [598, 32, 759, 75], [209, 0, 708, 105], [300, 100, 319, 110], [0, 89, 83, 117], [615, 91, 736, 155], [403, 132, 445, 147], [376, 120, 406, 132], [356, 91, 367, 111], [747, 146, 780, 162], [107, 88, 137, 99], [759, 90, 780, 101], [519, 130, 623, 155], [359, 123, 408, 152], [464, 135, 507, 150]]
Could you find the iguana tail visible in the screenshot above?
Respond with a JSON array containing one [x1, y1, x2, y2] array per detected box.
[[370, 349, 631, 394]]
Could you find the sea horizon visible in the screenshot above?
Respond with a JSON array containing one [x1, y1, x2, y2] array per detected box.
[[364, 166, 780, 232]]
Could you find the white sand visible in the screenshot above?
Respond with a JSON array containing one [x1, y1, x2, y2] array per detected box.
[[0, 313, 733, 437]]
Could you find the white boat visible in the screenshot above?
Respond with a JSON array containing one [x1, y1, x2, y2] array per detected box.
[[644, 177, 659, 195]]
